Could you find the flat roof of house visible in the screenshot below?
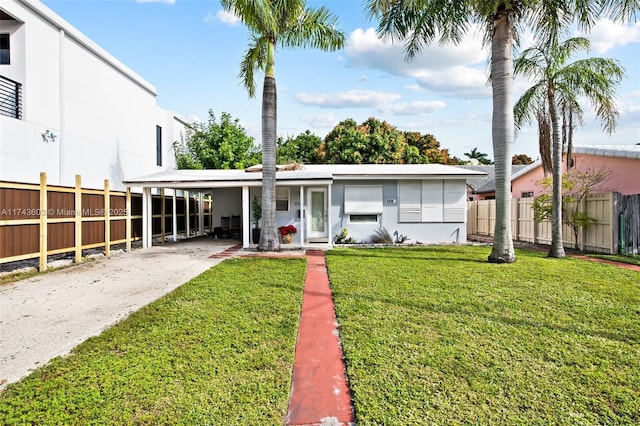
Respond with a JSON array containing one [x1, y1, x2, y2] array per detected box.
[[124, 164, 487, 190]]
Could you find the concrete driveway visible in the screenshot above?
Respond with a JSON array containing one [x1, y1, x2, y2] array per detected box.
[[0, 238, 238, 390]]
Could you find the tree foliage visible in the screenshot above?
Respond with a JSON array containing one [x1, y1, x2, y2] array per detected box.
[[512, 154, 534, 165], [532, 168, 610, 250], [317, 117, 460, 165], [173, 111, 260, 170], [277, 130, 323, 164], [464, 147, 493, 165]]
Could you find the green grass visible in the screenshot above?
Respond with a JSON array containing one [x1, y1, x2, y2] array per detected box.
[[589, 253, 640, 266], [327, 246, 640, 425], [0, 258, 307, 425]]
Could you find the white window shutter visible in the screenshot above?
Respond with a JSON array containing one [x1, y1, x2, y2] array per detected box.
[[398, 181, 421, 222], [444, 180, 466, 222], [421, 180, 444, 222], [344, 185, 383, 214]]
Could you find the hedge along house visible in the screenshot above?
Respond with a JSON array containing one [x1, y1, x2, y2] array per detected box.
[[124, 164, 486, 249]]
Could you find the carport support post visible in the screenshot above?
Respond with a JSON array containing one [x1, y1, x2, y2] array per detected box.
[[160, 188, 165, 243], [142, 187, 152, 248], [198, 192, 204, 237], [299, 186, 305, 246], [328, 182, 333, 245], [172, 191, 177, 242], [185, 190, 190, 238], [242, 186, 250, 248]]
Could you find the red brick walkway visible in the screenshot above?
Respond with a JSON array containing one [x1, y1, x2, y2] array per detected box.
[[286, 250, 354, 426]]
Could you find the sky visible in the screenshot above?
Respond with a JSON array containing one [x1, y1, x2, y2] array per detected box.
[[41, 0, 640, 161]]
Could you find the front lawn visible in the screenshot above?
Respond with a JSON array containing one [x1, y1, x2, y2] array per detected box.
[[327, 246, 640, 425], [0, 258, 307, 425], [589, 253, 640, 266]]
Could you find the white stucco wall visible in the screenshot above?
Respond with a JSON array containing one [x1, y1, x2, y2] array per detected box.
[[0, 0, 181, 191], [331, 179, 468, 244]]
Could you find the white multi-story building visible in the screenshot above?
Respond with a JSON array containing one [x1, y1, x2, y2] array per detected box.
[[0, 0, 184, 191]]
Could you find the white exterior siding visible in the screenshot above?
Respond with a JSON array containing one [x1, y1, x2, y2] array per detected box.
[[0, 0, 183, 191], [334, 179, 468, 244]]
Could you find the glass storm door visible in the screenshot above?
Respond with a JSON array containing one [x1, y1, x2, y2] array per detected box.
[[307, 188, 328, 239]]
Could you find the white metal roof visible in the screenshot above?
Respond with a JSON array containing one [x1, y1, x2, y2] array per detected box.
[[570, 145, 640, 160], [123, 164, 487, 189]]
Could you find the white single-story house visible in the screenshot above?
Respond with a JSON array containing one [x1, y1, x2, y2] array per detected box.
[[124, 164, 486, 249]]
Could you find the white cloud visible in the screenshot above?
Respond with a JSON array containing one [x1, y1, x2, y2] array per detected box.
[[216, 10, 241, 26], [577, 19, 640, 54], [135, 0, 175, 4], [344, 27, 491, 99], [295, 89, 402, 108], [299, 112, 340, 129], [204, 10, 241, 26], [380, 100, 446, 115]]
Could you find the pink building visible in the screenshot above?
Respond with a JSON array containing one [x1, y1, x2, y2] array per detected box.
[[511, 145, 640, 198]]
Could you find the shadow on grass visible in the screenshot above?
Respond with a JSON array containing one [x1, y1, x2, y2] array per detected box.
[[331, 285, 638, 346], [328, 246, 491, 264]]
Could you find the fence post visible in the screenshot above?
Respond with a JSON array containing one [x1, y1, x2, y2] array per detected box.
[[579, 197, 587, 252], [75, 175, 82, 264], [104, 179, 111, 257], [126, 187, 132, 252], [39, 172, 48, 271]]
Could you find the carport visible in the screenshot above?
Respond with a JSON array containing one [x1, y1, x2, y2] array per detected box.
[[123, 168, 334, 249]]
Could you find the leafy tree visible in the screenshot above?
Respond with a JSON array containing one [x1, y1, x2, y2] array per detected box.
[[512, 154, 534, 165], [222, 0, 345, 251], [464, 147, 493, 165], [532, 168, 610, 250], [403, 132, 461, 164], [319, 118, 405, 164], [277, 130, 322, 164], [366, 0, 638, 263], [173, 110, 260, 169], [317, 118, 459, 165], [515, 36, 624, 258]]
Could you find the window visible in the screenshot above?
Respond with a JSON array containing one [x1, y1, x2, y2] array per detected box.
[[156, 125, 162, 166], [521, 191, 534, 198], [276, 187, 290, 211], [344, 185, 383, 214], [398, 179, 466, 223], [350, 214, 378, 223], [0, 34, 9, 65], [0, 75, 21, 119]]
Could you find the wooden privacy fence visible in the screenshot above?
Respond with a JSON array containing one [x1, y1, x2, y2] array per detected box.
[[0, 173, 212, 271], [467, 192, 639, 254]]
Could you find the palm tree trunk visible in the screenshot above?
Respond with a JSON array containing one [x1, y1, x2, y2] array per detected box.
[[548, 84, 566, 258], [488, 10, 516, 264], [258, 42, 280, 251]]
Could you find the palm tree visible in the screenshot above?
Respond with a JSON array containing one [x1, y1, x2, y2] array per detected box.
[[514, 37, 624, 258], [366, 0, 638, 263], [221, 0, 345, 251], [464, 147, 492, 165]]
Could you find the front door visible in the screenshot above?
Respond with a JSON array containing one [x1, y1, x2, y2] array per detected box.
[[307, 188, 328, 241]]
